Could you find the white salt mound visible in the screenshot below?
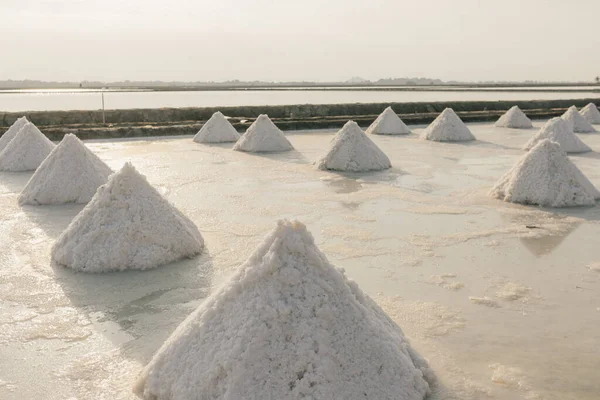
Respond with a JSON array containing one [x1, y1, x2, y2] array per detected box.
[[494, 106, 533, 129], [193, 111, 241, 143], [0, 122, 55, 172], [134, 220, 434, 400], [315, 120, 391, 172], [0, 116, 29, 152], [420, 108, 475, 142], [561, 106, 596, 133], [18, 134, 112, 205], [524, 117, 590, 153], [490, 139, 600, 207], [366, 106, 410, 135], [581, 103, 600, 124], [233, 114, 293, 152], [51, 162, 204, 272]]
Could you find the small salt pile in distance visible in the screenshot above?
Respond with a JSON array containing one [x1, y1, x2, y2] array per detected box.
[[561, 105, 596, 133], [51, 162, 204, 272], [366, 106, 411, 135], [19, 134, 112, 205], [193, 111, 241, 143], [134, 220, 434, 400], [0, 122, 55, 172], [420, 108, 475, 142], [580, 103, 600, 124], [490, 139, 600, 207], [0, 116, 29, 152], [233, 114, 293, 152], [494, 105, 533, 129], [524, 117, 590, 153], [315, 120, 391, 172]]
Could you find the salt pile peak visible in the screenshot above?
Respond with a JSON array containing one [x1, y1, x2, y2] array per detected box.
[[0, 116, 29, 152], [494, 106, 533, 129], [524, 117, 591, 153], [315, 120, 391, 172], [19, 134, 112, 205], [420, 108, 475, 142], [51, 162, 204, 272], [366, 106, 410, 135], [580, 103, 600, 124], [233, 114, 293, 152], [134, 220, 433, 400], [193, 111, 241, 143], [562, 106, 596, 133], [490, 139, 600, 207], [0, 122, 55, 172]]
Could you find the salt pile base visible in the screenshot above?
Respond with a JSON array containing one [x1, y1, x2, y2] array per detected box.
[[366, 106, 410, 135], [524, 117, 590, 153], [490, 139, 600, 207], [0, 122, 55, 172], [19, 134, 112, 205], [581, 103, 600, 124], [494, 106, 533, 129], [561, 106, 596, 133], [315, 120, 391, 172], [233, 114, 293, 152], [51, 162, 204, 272], [193, 111, 241, 143], [134, 220, 433, 400], [0, 116, 29, 152], [420, 108, 475, 142]]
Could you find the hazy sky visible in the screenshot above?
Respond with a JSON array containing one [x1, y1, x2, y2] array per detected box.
[[2, 0, 599, 82]]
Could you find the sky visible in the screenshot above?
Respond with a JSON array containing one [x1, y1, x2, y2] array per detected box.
[[1, 0, 599, 83]]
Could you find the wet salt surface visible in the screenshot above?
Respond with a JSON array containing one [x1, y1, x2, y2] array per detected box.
[[1, 121, 600, 399]]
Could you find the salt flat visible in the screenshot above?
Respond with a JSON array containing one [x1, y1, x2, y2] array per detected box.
[[0, 121, 599, 399]]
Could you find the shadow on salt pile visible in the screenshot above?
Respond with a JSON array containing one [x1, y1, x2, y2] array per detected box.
[[0, 171, 34, 193], [21, 203, 86, 238]]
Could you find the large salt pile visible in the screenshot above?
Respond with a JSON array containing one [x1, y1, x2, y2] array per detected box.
[[366, 106, 410, 135], [51, 162, 204, 272], [561, 106, 596, 133], [420, 108, 475, 142], [490, 139, 600, 207], [0, 122, 55, 172], [0, 116, 29, 152], [19, 134, 112, 205], [524, 117, 590, 153], [134, 220, 434, 400], [193, 111, 241, 143], [494, 106, 533, 129], [233, 114, 293, 152], [315, 120, 391, 172], [580, 103, 600, 124]]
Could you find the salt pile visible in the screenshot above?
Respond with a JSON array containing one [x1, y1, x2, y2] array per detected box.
[[193, 111, 241, 143], [0, 116, 29, 152], [490, 139, 600, 207], [494, 106, 533, 129], [366, 106, 411, 135], [420, 108, 475, 142], [51, 162, 204, 272], [134, 220, 433, 400], [561, 106, 596, 133], [315, 120, 391, 172], [0, 122, 55, 172], [524, 117, 591, 153], [18, 134, 112, 205], [581, 103, 600, 124], [233, 114, 293, 152]]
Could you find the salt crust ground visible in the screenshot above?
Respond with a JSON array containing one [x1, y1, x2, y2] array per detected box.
[[18, 134, 112, 205], [580, 103, 600, 124], [562, 106, 596, 133], [490, 139, 600, 207], [233, 114, 293, 152], [366, 106, 411, 135], [0, 122, 55, 171], [524, 117, 591, 153], [134, 220, 433, 400], [315, 120, 392, 172], [193, 111, 241, 143], [0, 116, 28, 152], [51, 162, 204, 272], [494, 106, 533, 129], [420, 108, 475, 142]]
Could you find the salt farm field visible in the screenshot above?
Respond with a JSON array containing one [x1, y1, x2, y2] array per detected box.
[[1, 121, 600, 399]]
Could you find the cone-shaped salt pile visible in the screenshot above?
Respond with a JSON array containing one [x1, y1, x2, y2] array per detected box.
[[315, 121, 391, 172], [0, 122, 55, 172], [233, 114, 293, 152], [366, 106, 410, 135], [581, 103, 600, 124], [18, 134, 112, 205], [524, 117, 590, 153], [561, 106, 596, 133], [420, 108, 475, 142], [193, 111, 241, 143], [134, 219, 433, 400], [494, 106, 533, 129], [51, 162, 204, 272], [490, 139, 600, 207], [0, 116, 29, 152]]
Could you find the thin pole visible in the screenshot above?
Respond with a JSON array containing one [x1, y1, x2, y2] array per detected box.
[[101, 92, 106, 124]]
